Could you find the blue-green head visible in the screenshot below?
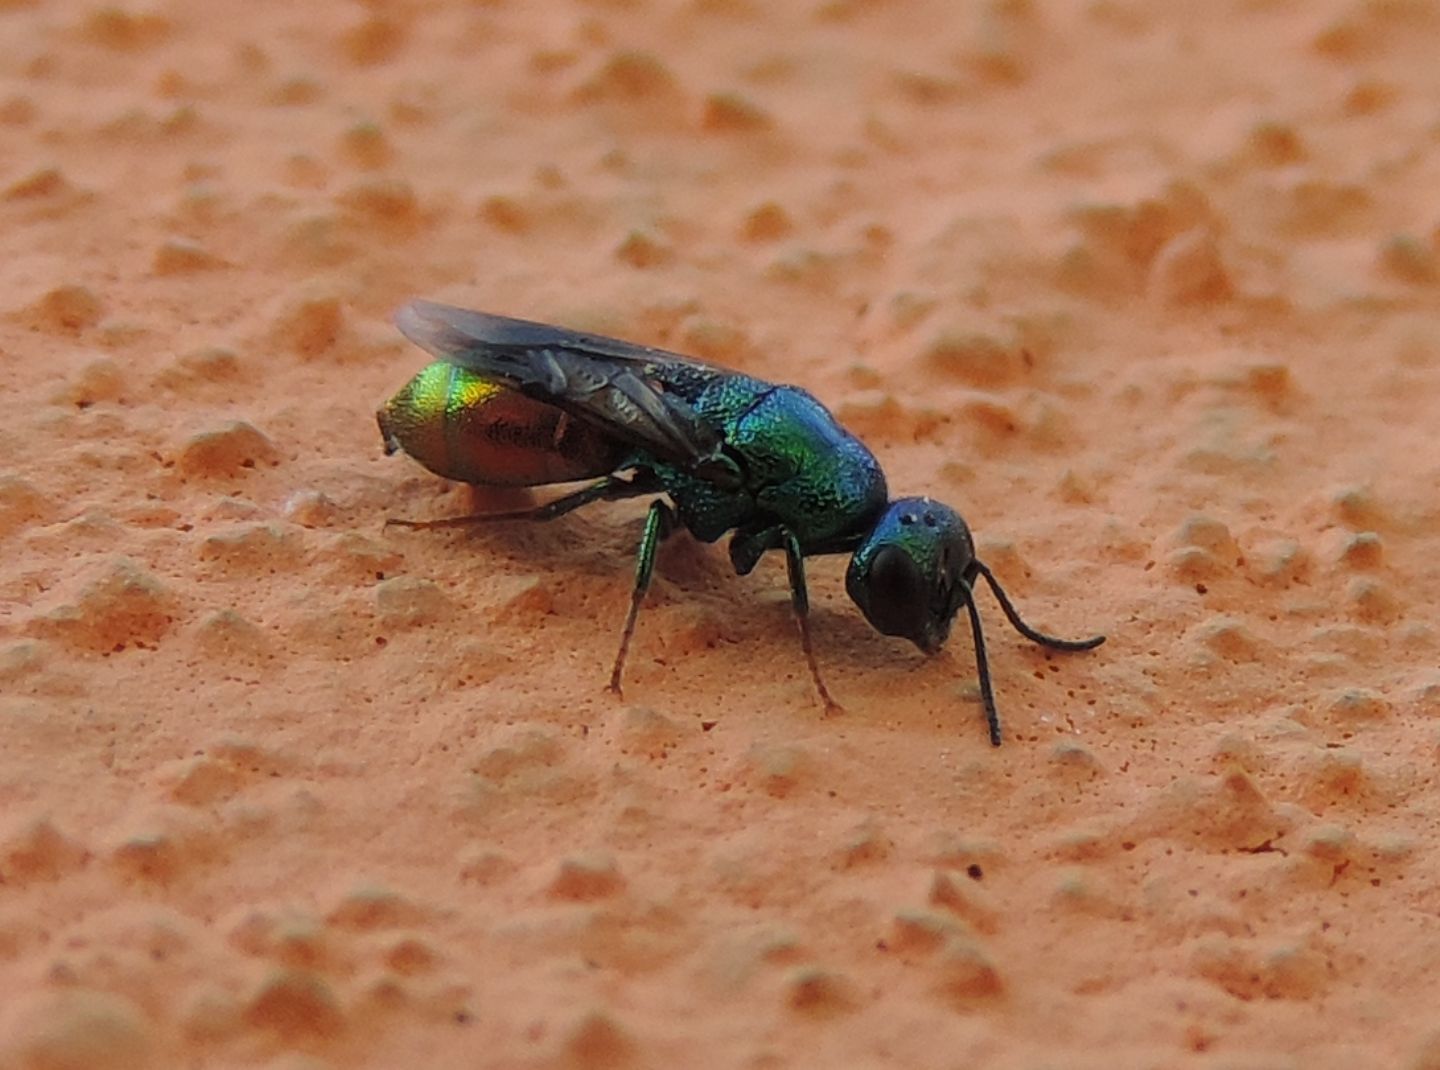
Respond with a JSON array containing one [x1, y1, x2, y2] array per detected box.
[[846, 495, 1105, 746], [845, 497, 975, 655]]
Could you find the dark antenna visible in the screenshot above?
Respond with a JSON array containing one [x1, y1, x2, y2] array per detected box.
[[972, 562, 1106, 652], [961, 562, 1106, 747]]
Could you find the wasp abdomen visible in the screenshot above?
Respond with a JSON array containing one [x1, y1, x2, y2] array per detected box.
[[377, 362, 624, 486]]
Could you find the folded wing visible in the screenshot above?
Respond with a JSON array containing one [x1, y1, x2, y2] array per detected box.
[[395, 301, 728, 477]]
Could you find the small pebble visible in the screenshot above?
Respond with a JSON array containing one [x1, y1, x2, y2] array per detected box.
[[245, 969, 344, 1039], [547, 854, 625, 902], [785, 967, 856, 1016], [561, 1010, 636, 1069], [3, 989, 153, 1070], [702, 91, 772, 132], [152, 238, 227, 275], [741, 202, 794, 242], [176, 421, 279, 477], [26, 284, 104, 333]]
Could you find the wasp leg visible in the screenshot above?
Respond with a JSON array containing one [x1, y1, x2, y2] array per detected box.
[[955, 580, 1003, 747], [782, 531, 842, 715], [970, 562, 1106, 651], [608, 499, 676, 698], [385, 472, 661, 531]]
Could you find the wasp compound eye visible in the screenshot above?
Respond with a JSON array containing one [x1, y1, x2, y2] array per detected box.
[[846, 497, 973, 656], [848, 543, 928, 645]]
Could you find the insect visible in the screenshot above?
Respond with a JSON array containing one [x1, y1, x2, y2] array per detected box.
[[378, 300, 1104, 745]]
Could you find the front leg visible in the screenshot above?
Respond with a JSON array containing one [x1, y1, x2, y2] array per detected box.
[[781, 531, 841, 715], [728, 523, 782, 576]]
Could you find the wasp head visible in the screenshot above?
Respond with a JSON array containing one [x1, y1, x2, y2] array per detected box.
[[845, 497, 975, 655]]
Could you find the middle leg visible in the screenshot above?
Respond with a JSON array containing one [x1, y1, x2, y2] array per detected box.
[[607, 499, 677, 697]]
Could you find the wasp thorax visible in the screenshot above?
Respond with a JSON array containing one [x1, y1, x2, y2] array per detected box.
[[845, 497, 975, 654]]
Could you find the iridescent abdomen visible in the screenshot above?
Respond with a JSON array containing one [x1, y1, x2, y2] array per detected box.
[[377, 362, 625, 486]]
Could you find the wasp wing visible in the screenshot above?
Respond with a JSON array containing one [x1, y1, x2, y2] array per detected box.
[[395, 300, 730, 477]]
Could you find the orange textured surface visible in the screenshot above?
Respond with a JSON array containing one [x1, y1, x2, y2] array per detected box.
[[3, 2, 1440, 1068]]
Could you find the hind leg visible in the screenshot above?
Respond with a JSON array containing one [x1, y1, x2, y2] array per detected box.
[[385, 472, 662, 530]]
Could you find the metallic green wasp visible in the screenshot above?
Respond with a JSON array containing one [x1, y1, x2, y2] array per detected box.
[[379, 301, 1104, 745]]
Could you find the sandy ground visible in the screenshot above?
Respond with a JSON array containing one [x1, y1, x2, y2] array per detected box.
[[2, 1, 1440, 1067]]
